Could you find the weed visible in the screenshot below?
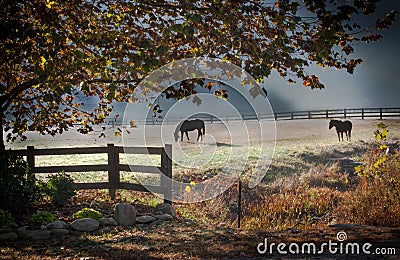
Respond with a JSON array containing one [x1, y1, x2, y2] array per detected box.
[[73, 208, 104, 220]]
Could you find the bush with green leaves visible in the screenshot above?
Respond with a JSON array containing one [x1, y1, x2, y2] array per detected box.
[[0, 152, 40, 213], [40, 171, 76, 206], [0, 209, 17, 229], [73, 208, 103, 220], [30, 211, 57, 225]]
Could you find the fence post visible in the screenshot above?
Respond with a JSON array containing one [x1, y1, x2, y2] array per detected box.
[[380, 107, 383, 120], [326, 109, 329, 118], [361, 108, 364, 119], [107, 144, 119, 200], [308, 110, 311, 119], [291, 111, 294, 120], [344, 108, 347, 119], [27, 146, 35, 173], [161, 144, 172, 204]]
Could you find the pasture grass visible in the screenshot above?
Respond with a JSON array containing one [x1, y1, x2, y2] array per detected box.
[[6, 119, 400, 231]]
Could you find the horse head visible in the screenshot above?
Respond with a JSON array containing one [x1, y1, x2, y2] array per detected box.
[[174, 131, 179, 142], [174, 121, 185, 142], [329, 119, 337, 129]]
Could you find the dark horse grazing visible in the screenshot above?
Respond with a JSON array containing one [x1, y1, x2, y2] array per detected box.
[[174, 119, 205, 142], [329, 119, 352, 142]]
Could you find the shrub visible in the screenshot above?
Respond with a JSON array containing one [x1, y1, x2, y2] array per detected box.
[[0, 209, 17, 229], [0, 152, 40, 213], [30, 211, 57, 225], [41, 171, 76, 206], [73, 208, 103, 220], [339, 123, 400, 227]]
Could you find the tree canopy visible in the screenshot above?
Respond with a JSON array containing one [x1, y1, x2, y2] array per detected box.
[[0, 0, 397, 150]]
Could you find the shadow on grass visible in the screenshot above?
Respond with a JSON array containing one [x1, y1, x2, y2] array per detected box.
[[3, 224, 399, 259]]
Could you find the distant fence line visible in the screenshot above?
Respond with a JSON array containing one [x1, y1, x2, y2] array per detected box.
[[10, 144, 172, 202], [105, 107, 400, 126]]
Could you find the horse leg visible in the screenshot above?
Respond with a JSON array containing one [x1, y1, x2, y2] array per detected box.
[[337, 131, 340, 142], [181, 131, 184, 142], [341, 132, 344, 142], [348, 130, 351, 141], [185, 131, 190, 141]]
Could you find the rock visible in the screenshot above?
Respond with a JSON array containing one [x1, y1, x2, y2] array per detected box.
[[114, 203, 136, 226], [47, 220, 67, 230], [155, 214, 173, 221], [136, 216, 156, 224], [99, 217, 118, 226], [155, 203, 176, 218], [51, 229, 69, 236], [17, 226, 28, 231], [18, 230, 51, 240], [0, 232, 18, 241], [149, 220, 164, 226], [70, 218, 99, 232]]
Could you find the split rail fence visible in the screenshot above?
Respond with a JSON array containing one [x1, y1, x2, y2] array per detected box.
[[107, 107, 400, 125], [10, 144, 172, 203]]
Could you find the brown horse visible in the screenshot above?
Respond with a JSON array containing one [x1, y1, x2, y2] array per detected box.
[[174, 119, 205, 142], [329, 119, 352, 141]]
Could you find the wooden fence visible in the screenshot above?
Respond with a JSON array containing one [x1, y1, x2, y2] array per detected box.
[[107, 107, 400, 126], [273, 107, 400, 121], [10, 144, 172, 203]]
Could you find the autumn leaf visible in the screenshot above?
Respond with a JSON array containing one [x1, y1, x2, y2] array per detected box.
[[205, 82, 214, 91]]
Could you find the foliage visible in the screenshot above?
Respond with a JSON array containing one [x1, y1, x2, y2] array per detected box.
[[39, 171, 76, 206], [73, 208, 103, 220], [0, 1, 397, 148], [341, 151, 400, 227], [0, 209, 17, 229], [343, 123, 400, 227], [0, 152, 40, 213], [30, 211, 57, 225], [355, 122, 389, 177]]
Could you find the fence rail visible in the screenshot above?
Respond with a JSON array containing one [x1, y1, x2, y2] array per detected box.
[[10, 144, 172, 203], [273, 107, 400, 121], [104, 107, 400, 126]]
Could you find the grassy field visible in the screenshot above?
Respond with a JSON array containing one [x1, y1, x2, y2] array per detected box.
[[2, 118, 400, 259], [6, 118, 400, 185]]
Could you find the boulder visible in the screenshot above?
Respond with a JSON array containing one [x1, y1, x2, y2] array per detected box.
[[155, 203, 176, 218], [99, 217, 118, 226], [155, 214, 173, 221], [136, 216, 156, 224], [51, 229, 69, 236], [47, 220, 67, 230], [114, 203, 136, 226], [70, 218, 99, 232], [0, 232, 18, 241], [18, 230, 51, 240]]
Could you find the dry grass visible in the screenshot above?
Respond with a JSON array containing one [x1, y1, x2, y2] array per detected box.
[[5, 119, 400, 232]]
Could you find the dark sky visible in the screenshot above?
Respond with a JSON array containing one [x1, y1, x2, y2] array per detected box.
[[266, 0, 400, 112]]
